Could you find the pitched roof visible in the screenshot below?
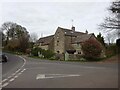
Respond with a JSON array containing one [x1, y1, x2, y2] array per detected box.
[[73, 33, 94, 43], [58, 27, 86, 36], [58, 27, 95, 43], [37, 27, 95, 45], [37, 35, 54, 45]]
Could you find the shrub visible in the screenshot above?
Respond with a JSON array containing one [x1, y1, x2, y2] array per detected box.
[[31, 47, 55, 59], [31, 47, 40, 56], [42, 49, 55, 59], [81, 38, 102, 60], [105, 44, 118, 57]]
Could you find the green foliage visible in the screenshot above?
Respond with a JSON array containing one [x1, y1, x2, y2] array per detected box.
[[31, 47, 55, 59], [42, 49, 55, 59], [31, 47, 41, 56], [1, 22, 30, 53], [105, 44, 118, 57], [96, 33, 105, 46], [28, 42, 35, 49], [82, 39, 102, 60]]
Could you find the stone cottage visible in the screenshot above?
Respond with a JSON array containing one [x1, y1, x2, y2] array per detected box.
[[36, 26, 104, 60]]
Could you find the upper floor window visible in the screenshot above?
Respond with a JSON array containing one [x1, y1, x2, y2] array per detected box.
[[57, 40, 59, 46], [78, 52, 81, 54]]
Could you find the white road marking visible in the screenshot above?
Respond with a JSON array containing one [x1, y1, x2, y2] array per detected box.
[[14, 75, 18, 78], [12, 73, 16, 76], [83, 66, 106, 69], [18, 56, 26, 69], [21, 70, 24, 73], [2, 56, 27, 87], [36, 74, 80, 80], [21, 69, 26, 73], [8, 76, 12, 79], [2, 79, 8, 82], [2, 82, 9, 87], [26, 67, 45, 70], [9, 78, 15, 82], [36, 74, 46, 79], [17, 73, 22, 76], [15, 69, 21, 73]]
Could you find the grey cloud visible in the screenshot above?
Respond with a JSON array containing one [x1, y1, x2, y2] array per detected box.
[[1, 2, 111, 37]]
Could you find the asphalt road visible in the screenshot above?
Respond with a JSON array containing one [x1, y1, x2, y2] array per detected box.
[[2, 54, 118, 88], [2, 54, 24, 79]]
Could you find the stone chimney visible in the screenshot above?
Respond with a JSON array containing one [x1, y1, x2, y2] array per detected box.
[[71, 26, 75, 32]]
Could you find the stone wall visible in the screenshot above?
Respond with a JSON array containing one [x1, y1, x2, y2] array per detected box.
[[72, 43, 83, 55], [48, 38, 54, 52], [65, 36, 73, 50], [54, 28, 65, 54], [55, 53, 64, 60], [66, 54, 82, 60], [55, 53, 83, 61], [38, 45, 48, 50]]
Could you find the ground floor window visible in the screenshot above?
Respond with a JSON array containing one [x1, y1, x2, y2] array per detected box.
[[78, 52, 81, 54]]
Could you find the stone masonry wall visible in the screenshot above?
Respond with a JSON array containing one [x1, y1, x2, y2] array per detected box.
[[54, 28, 65, 54]]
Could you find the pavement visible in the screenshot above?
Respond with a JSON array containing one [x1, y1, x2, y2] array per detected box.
[[1, 54, 118, 88]]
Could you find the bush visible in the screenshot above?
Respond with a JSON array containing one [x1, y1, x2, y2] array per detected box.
[[81, 38, 102, 60], [31, 47, 55, 59], [42, 49, 55, 59], [31, 47, 40, 56], [105, 44, 118, 57]]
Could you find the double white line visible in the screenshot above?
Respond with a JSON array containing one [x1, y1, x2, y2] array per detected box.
[[1, 56, 26, 88]]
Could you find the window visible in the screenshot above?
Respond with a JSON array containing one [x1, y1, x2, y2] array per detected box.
[[57, 41, 59, 46], [78, 52, 81, 54], [57, 51, 60, 53]]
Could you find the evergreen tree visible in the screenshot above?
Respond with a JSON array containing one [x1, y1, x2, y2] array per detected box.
[[97, 33, 105, 46]]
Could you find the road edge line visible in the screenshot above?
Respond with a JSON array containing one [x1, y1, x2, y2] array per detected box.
[[2, 55, 26, 88]]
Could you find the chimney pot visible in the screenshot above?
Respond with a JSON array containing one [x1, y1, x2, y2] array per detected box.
[[71, 26, 75, 31]]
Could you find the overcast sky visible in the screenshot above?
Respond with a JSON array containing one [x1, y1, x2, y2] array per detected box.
[[0, 0, 113, 39]]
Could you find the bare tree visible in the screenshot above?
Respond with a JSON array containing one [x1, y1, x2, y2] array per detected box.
[[30, 32, 38, 42], [99, 0, 120, 38]]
